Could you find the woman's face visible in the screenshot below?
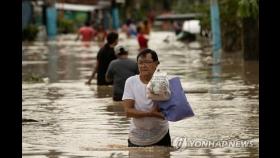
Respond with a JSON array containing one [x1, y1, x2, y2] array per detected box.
[[137, 53, 158, 76]]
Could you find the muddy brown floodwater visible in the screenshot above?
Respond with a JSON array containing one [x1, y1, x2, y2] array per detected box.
[[22, 31, 258, 158]]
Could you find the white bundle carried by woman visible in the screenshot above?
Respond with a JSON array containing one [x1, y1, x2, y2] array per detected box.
[[147, 69, 171, 101]]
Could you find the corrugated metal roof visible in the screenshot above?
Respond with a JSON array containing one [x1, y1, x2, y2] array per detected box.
[[57, 0, 98, 5], [155, 13, 203, 21], [35, 0, 110, 10], [55, 3, 98, 11]]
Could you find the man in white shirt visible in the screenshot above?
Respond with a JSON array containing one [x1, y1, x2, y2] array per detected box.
[[122, 48, 171, 147]]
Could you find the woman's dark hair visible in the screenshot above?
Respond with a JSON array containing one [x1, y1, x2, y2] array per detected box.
[[107, 32, 118, 44], [85, 21, 90, 26], [118, 47, 128, 55], [137, 48, 159, 63], [137, 26, 142, 33], [144, 19, 148, 26]]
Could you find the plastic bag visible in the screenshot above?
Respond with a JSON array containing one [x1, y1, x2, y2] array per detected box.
[[147, 69, 171, 101], [155, 77, 194, 122]]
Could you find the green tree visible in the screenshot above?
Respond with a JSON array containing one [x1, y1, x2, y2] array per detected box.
[[238, 0, 259, 60], [219, 0, 242, 52], [22, 24, 39, 41], [172, 0, 258, 56], [238, 0, 259, 18]]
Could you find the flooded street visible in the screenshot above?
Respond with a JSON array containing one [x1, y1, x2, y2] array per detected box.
[[22, 31, 259, 157]]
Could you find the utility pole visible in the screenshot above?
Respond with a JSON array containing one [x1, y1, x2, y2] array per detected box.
[[111, 0, 120, 31], [210, 0, 222, 90], [45, 0, 57, 39], [210, 0, 222, 64]]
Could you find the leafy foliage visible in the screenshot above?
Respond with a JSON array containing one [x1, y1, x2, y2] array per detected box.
[[22, 73, 44, 83], [57, 18, 75, 34], [22, 24, 39, 41], [171, 0, 258, 52], [238, 0, 259, 18]]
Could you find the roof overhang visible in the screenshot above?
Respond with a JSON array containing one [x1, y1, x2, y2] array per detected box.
[[55, 3, 99, 12], [155, 13, 203, 21]]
